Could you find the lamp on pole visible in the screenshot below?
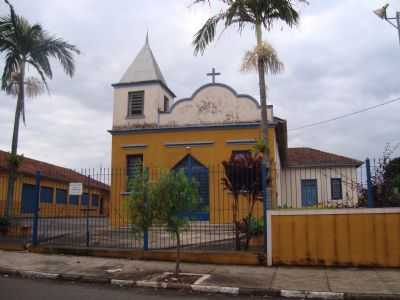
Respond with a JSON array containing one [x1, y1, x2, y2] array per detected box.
[[374, 3, 400, 45]]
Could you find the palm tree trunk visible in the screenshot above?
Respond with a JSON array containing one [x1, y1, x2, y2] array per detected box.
[[255, 23, 270, 169], [5, 61, 25, 217], [175, 231, 181, 276]]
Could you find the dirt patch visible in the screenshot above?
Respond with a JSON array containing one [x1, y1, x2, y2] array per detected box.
[[202, 273, 267, 288], [158, 273, 203, 285], [113, 271, 156, 281]]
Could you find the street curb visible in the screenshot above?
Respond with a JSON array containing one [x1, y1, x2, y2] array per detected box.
[[18, 270, 59, 280], [0, 267, 400, 300]]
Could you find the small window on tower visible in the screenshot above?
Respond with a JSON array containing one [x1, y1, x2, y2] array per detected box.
[[128, 91, 144, 117], [163, 96, 169, 112]]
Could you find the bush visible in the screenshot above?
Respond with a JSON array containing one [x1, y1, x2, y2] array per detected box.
[[0, 217, 10, 227]]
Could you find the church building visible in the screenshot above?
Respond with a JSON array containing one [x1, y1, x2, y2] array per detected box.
[[109, 36, 362, 222]]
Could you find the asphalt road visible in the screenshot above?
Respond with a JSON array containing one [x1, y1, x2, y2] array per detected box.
[[0, 276, 284, 300]]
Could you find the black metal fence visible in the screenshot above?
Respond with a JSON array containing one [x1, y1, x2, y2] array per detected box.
[[0, 165, 267, 252], [1, 157, 399, 251]]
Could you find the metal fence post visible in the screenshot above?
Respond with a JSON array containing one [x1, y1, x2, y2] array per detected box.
[[261, 162, 268, 253], [143, 174, 149, 251], [366, 158, 375, 208], [86, 175, 91, 248], [32, 171, 41, 246]]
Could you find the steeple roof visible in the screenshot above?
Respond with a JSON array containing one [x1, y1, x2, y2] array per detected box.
[[119, 34, 166, 84]]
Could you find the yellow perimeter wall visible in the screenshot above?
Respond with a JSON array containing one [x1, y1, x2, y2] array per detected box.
[[270, 209, 400, 267], [0, 170, 109, 217], [111, 126, 277, 224]]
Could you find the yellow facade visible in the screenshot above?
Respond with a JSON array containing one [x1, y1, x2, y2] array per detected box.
[[110, 125, 277, 224], [271, 210, 400, 267], [0, 170, 109, 217]]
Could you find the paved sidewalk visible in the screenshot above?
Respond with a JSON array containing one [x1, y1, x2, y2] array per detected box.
[[0, 250, 400, 299]]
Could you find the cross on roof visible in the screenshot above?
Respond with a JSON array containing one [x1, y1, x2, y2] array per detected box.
[[206, 67, 221, 84]]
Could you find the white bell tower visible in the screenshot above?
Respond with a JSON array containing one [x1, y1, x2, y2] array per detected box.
[[112, 34, 175, 129]]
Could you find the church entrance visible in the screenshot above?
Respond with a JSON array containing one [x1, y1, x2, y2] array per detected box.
[[172, 155, 209, 221]]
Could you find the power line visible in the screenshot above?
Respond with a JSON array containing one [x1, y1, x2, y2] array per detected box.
[[288, 96, 400, 132]]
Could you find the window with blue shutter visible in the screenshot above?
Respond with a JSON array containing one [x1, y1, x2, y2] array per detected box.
[[56, 189, 67, 204], [81, 193, 89, 206], [301, 179, 318, 207], [92, 194, 99, 207], [331, 178, 343, 200], [40, 187, 53, 203], [69, 195, 79, 205]]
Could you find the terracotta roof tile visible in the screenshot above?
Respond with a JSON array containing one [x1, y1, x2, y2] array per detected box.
[[287, 147, 363, 168], [0, 150, 109, 191]]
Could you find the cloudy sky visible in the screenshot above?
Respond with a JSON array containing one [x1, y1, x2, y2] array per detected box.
[[0, 0, 399, 169]]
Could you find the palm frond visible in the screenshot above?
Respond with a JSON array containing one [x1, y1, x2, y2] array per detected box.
[[193, 12, 227, 55], [34, 34, 80, 77], [241, 41, 284, 75], [192, 0, 306, 54]]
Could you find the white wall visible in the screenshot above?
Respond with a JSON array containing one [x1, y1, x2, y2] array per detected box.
[[160, 85, 272, 126], [113, 84, 170, 128], [278, 167, 359, 208], [113, 83, 274, 129]]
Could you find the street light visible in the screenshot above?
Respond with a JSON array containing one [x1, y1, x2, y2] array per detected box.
[[374, 3, 400, 45]]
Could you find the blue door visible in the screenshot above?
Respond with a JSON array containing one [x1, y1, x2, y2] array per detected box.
[[301, 179, 318, 207], [21, 184, 36, 214], [173, 155, 209, 221]]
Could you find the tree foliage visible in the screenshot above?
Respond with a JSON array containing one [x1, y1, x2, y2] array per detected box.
[[126, 170, 199, 275], [126, 170, 156, 235], [192, 0, 305, 55], [359, 144, 400, 207], [0, 0, 80, 216], [222, 152, 264, 250]]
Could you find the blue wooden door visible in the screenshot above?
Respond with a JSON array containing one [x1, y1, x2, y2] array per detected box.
[[173, 155, 209, 220], [21, 184, 35, 214], [301, 179, 318, 207]]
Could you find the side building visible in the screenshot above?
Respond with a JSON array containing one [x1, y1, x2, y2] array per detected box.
[[0, 150, 110, 217]]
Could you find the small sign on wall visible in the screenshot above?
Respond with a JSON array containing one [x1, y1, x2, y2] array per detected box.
[[69, 183, 83, 196]]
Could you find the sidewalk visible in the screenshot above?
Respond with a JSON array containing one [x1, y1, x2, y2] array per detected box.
[[0, 250, 400, 299]]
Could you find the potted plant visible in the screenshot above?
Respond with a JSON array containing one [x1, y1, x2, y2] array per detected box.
[[0, 217, 10, 236]]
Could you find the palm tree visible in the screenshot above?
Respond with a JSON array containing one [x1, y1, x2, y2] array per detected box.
[[192, 0, 304, 170], [0, 1, 80, 216]]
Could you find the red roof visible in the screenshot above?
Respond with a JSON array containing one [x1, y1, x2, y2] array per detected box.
[[0, 150, 109, 191], [287, 147, 363, 168]]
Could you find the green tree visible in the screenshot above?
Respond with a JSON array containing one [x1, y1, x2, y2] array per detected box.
[[192, 0, 305, 169], [126, 170, 156, 238], [0, 0, 80, 216], [152, 170, 199, 275]]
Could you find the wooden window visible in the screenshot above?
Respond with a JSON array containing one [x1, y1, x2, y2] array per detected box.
[[56, 189, 68, 204], [331, 178, 343, 200], [163, 96, 169, 112], [92, 194, 99, 207], [40, 186, 53, 203], [69, 195, 79, 205], [127, 154, 143, 178], [128, 91, 144, 116], [301, 179, 318, 207], [81, 192, 89, 206]]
